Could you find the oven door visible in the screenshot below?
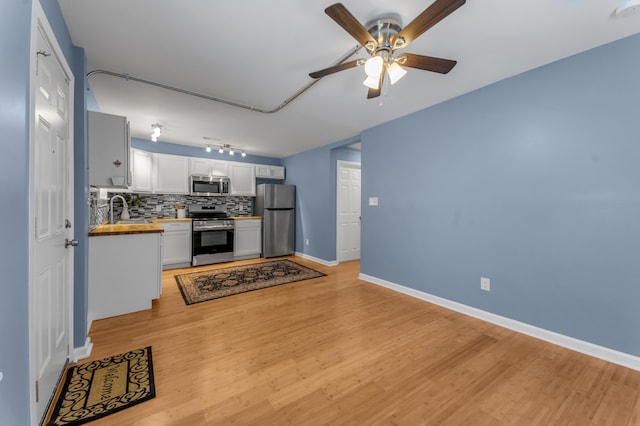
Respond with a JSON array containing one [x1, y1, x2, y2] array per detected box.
[[192, 226, 234, 265]]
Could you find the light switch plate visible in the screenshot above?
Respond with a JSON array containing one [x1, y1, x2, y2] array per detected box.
[[369, 197, 379, 206], [481, 277, 491, 291]]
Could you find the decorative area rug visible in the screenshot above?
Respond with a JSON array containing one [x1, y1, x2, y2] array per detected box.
[[48, 347, 155, 426], [175, 259, 326, 305]]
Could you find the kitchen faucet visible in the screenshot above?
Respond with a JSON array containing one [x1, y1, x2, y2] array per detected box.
[[109, 195, 130, 224]]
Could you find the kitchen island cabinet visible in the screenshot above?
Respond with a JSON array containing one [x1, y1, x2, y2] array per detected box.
[[88, 228, 162, 322]]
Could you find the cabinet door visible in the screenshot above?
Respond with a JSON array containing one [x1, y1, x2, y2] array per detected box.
[[155, 154, 189, 194], [255, 164, 272, 178], [88, 111, 130, 187], [211, 160, 229, 177], [271, 166, 285, 179], [255, 164, 285, 179], [230, 163, 256, 196], [131, 149, 153, 192], [189, 158, 212, 176], [163, 230, 192, 264], [234, 221, 262, 257]]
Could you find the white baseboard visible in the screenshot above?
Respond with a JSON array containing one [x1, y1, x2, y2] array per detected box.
[[71, 337, 93, 362], [294, 252, 338, 267], [359, 273, 640, 371]]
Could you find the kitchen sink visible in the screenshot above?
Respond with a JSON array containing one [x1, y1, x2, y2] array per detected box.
[[107, 218, 151, 225]]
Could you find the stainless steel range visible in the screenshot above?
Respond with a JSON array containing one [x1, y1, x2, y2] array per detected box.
[[189, 205, 235, 266]]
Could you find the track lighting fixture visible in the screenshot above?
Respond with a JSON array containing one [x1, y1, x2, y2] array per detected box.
[[150, 123, 162, 142], [207, 143, 247, 157]]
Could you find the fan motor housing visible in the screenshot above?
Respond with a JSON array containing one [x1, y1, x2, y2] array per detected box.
[[366, 14, 403, 52]]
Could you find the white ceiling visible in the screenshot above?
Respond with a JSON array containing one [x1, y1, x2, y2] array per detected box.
[[58, 0, 640, 159]]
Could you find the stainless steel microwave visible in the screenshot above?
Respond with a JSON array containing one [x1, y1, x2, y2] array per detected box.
[[190, 175, 230, 196]]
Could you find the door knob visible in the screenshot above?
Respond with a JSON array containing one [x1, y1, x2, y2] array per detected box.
[[65, 238, 79, 248]]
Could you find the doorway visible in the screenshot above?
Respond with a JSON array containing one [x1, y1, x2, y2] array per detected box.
[[336, 160, 361, 262], [30, 3, 75, 422]]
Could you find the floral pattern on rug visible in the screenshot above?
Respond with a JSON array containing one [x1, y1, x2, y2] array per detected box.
[[175, 259, 326, 305]]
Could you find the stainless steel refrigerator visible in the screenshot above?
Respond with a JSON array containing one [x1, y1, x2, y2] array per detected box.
[[255, 184, 295, 258]]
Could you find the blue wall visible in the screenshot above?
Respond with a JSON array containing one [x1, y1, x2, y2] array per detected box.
[[360, 33, 640, 356], [0, 2, 87, 424], [0, 2, 33, 424], [283, 138, 360, 261]]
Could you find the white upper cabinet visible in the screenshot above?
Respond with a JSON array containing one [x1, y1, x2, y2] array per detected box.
[[131, 149, 153, 192], [127, 149, 282, 195], [211, 160, 229, 177], [88, 111, 130, 187], [154, 153, 189, 194], [188, 158, 229, 177], [255, 164, 285, 180], [229, 162, 256, 196]]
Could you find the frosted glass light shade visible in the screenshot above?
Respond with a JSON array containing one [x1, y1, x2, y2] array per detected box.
[[364, 56, 384, 77], [363, 75, 380, 89], [387, 62, 407, 85]]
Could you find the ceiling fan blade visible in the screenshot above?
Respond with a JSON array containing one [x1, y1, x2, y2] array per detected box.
[[367, 72, 385, 99], [309, 59, 362, 79], [401, 53, 457, 74], [396, 0, 466, 46], [325, 3, 377, 49]]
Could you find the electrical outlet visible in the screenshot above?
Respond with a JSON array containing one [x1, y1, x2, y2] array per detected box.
[[481, 277, 491, 291], [305, 238, 310, 246], [369, 197, 379, 206], [155, 205, 162, 212], [0, 371, 3, 382]]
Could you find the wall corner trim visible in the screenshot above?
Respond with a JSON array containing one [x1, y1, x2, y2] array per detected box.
[[359, 273, 640, 372], [71, 338, 93, 362], [294, 252, 338, 267]]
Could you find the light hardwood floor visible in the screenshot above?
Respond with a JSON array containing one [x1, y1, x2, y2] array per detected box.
[[66, 257, 640, 425]]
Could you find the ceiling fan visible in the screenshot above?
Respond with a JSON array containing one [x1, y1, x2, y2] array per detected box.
[[309, 0, 466, 99]]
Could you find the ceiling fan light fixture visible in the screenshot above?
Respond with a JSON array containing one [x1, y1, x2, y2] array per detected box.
[[387, 61, 407, 85], [364, 55, 384, 77], [363, 75, 380, 90]]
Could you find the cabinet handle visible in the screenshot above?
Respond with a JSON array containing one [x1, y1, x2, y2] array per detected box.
[[114, 159, 122, 167]]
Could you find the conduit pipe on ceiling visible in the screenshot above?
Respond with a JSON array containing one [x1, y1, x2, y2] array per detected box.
[[86, 46, 362, 114]]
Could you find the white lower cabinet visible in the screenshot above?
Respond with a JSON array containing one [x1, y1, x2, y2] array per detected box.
[[234, 219, 262, 260], [88, 232, 162, 322], [161, 220, 192, 269]]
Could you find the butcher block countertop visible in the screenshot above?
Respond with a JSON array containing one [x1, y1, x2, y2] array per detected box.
[[89, 220, 165, 237], [155, 218, 192, 223]]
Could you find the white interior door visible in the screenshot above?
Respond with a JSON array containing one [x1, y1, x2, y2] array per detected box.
[[337, 161, 361, 262], [32, 12, 74, 423]]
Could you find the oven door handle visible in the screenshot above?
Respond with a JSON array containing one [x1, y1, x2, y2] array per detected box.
[[193, 226, 235, 231]]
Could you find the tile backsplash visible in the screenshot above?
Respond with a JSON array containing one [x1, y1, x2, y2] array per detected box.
[[90, 191, 254, 229]]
